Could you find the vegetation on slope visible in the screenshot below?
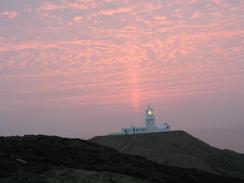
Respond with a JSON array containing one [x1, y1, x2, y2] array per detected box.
[[91, 130, 244, 178], [0, 135, 243, 183]]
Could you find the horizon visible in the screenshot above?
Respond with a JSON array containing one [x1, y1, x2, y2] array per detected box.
[[0, 0, 244, 153]]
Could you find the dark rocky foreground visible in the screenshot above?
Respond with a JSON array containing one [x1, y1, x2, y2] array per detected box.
[[0, 135, 243, 183], [91, 130, 244, 179]]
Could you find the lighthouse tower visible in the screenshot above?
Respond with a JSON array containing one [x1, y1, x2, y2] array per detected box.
[[145, 106, 156, 131], [109, 105, 171, 135]]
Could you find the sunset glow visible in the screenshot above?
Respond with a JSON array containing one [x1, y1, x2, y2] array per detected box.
[[0, 0, 244, 152]]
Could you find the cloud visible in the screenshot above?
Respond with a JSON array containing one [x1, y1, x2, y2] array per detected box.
[[73, 16, 82, 24], [153, 16, 168, 21], [100, 7, 133, 16], [188, 0, 198, 5], [212, 0, 223, 6], [0, 0, 243, 112], [39, 1, 99, 12], [191, 12, 201, 19], [1, 11, 18, 19]]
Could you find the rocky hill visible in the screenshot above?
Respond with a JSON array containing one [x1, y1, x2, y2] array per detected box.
[[90, 130, 244, 179], [0, 135, 243, 183]]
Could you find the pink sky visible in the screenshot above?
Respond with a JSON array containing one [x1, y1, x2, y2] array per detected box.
[[0, 0, 244, 153]]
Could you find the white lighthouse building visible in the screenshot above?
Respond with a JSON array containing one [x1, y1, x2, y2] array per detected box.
[[110, 106, 170, 135], [145, 106, 156, 131]]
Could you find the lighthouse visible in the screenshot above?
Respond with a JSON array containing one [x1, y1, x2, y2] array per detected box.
[[145, 106, 156, 131], [109, 105, 171, 135]]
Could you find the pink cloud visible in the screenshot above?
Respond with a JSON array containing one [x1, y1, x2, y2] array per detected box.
[[153, 16, 168, 21], [39, 2, 65, 11], [1, 11, 18, 19], [191, 12, 201, 19], [0, 0, 243, 113], [73, 16, 82, 24], [212, 0, 223, 6], [209, 11, 222, 17], [100, 7, 133, 16], [40, 1, 99, 12], [188, 0, 198, 5]]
